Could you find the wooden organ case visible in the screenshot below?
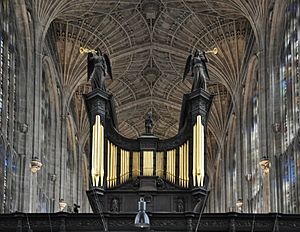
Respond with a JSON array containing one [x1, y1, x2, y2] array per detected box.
[[84, 88, 213, 214]]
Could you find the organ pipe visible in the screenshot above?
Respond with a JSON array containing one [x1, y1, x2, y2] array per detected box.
[[107, 141, 117, 188], [186, 141, 189, 188], [143, 151, 153, 176], [193, 115, 205, 187], [167, 149, 176, 184], [132, 152, 140, 177], [179, 141, 189, 188], [120, 149, 130, 183], [91, 115, 104, 187], [156, 152, 164, 177]]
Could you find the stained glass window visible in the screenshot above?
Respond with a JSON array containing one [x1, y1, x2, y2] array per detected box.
[[279, 0, 299, 214], [3, 152, 8, 212], [0, 30, 4, 129], [0, 0, 18, 212], [280, 0, 300, 150]]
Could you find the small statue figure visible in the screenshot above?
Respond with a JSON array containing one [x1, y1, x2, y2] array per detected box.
[[87, 48, 112, 90], [177, 198, 184, 212], [183, 49, 209, 91], [111, 198, 119, 212], [156, 177, 165, 189], [73, 204, 80, 213], [145, 112, 154, 134]]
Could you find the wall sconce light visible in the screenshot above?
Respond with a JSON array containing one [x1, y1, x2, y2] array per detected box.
[[30, 157, 42, 173], [134, 197, 150, 228], [236, 199, 243, 212], [59, 199, 67, 212], [259, 156, 270, 174], [245, 174, 252, 182], [50, 174, 56, 182], [272, 122, 281, 133], [19, 122, 29, 133]]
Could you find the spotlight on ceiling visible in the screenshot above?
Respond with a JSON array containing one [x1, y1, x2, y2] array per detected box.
[[259, 156, 270, 174], [134, 197, 150, 228], [30, 157, 42, 173]]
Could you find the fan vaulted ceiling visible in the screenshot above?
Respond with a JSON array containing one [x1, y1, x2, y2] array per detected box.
[[41, 0, 256, 144]]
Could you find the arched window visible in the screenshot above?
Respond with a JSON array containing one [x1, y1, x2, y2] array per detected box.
[[0, 0, 18, 142], [3, 147, 10, 212], [280, 0, 300, 150], [2, 146, 18, 213], [9, 151, 18, 212], [278, 0, 299, 213], [0, 0, 18, 212], [0, 137, 5, 212]]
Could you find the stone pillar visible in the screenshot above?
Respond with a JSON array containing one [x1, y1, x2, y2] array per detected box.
[[59, 114, 67, 206]]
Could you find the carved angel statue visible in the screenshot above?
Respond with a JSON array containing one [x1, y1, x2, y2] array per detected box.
[[87, 48, 112, 90], [183, 49, 209, 91]]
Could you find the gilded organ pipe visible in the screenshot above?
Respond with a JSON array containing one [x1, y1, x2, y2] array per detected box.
[[132, 152, 140, 177], [171, 150, 173, 182], [179, 141, 189, 188], [113, 145, 117, 186], [124, 150, 126, 182], [174, 150, 176, 183], [186, 140, 189, 188], [179, 146, 182, 186], [91, 115, 104, 187], [193, 115, 205, 187], [167, 149, 176, 184], [143, 151, 154, 176], [194, 119, 197, 187], [200, 117, 204, 186], [120, 149, 129, 183], [173, 150, 175, 183], [126, 151, 129, 180], [184, 144, 186, 186], [167, 151, 169, 181], [107, 140, 110, 188], [91, 117, 96, 186], [120, 150, 122, 183], [156, 152, 164, 177], [197, 123, 199, 186], [120, 150, 123, 183], [99, 122, 103, 186], [170, 150, 172, 182], [106, 141, 118, 188], [183, 145, 185, 187]]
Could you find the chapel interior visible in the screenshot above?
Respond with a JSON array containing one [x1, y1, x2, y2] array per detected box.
[[0, 0, 299, 231]]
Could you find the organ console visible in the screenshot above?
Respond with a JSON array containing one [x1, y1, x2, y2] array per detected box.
[[84, 88, 213, 214]]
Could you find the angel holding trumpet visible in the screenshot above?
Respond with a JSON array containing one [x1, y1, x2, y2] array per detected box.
[[80, 47, 112, 90], [183, 48, 217, 91]]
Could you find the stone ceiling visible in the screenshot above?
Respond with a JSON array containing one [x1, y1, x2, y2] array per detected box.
[[45, 0, 255, 144]]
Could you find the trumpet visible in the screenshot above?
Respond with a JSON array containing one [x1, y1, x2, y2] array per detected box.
[[205, 47, 218, 55], [79, 47, 96, 54]]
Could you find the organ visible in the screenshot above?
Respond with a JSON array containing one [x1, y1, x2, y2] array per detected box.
[[84, 88, 213, 213]]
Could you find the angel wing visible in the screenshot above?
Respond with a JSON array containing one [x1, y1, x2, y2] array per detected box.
[[201, 52, 210, 80], [87, 52, 94, 82], [103, 54, 113, 80], [203, 62, 210, 80], [183, 54, 192, 81]]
